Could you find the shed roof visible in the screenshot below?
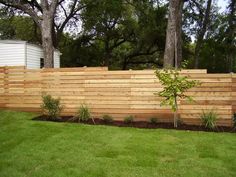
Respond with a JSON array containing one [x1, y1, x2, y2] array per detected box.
[[0, 40, 60, 53], [0, 40, 27, 44]]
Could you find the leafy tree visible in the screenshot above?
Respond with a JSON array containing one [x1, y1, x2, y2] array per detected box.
[[80, 0, 167, 69], [155, 63, 199, 127], [193, 0, 213, 68], [0, 0, 233, 73], [193, 0, 236, 73], [0, 7, 15, 39], [121, 1, 167, 69], [0, 0, 84, 68], [59, 34, 104, 67], [0, 0, 60, 67], [224, 0, 236, 72], [0, 16, 41, 43], [80, 0, 135, 67]]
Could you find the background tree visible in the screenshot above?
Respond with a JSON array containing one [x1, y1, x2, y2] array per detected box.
[[225, 0, 236, 72], [0, 15, 41, 43], [79, 0, 167, 69], [0, 0, 234, 72], [121, 0, 167, 69], [186, 0, 236, 72], [80, 0, 130, 67], [163, 0, 184, 68], [0, 0, 84, 68], [194, 0, 213, 68], [0, 0, 59, 67]]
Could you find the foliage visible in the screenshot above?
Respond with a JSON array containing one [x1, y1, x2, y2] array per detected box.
[[78, 0, 167, 69], [148, 117, 159, 124], [0, 15, 41, 43], [155, 69, 199, 111], [183, 0, 236, 72], [41, 94, 63, 119], [102, 114, 114, 123], [0, 1, 235, 72], [200, 110, 218, 129], [124, 115, 134, 124], [155, 64, 199, 127], [76, 104, 91, 122]]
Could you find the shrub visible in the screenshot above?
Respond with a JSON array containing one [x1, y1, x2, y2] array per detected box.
[[148, 117, 159, 124], [102, 114, 113, 123], [124, 115, 134, 124], [200, 110, 218, 129], [41, 94, 63, 120], [76, 104, 91, 122]]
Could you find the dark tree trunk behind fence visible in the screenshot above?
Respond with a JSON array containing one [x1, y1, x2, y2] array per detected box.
[[194, 0, 212, 69], [41, 16, 54, 68], [226, 0, 236, 73], [164, 0, 184, 68]]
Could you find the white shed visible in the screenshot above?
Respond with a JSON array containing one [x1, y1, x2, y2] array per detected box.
[[0, 40, 61, 69]]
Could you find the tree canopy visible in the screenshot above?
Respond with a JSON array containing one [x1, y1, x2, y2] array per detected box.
[[0, 0, 235, 72]]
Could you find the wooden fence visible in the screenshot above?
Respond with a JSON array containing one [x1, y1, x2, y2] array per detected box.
[[0, 66, 234, 126]]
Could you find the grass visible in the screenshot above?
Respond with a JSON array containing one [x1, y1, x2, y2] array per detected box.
[[0, 110, 236, 177]]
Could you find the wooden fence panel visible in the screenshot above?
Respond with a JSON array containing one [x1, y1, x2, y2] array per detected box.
[[0, 66, 234, 126]]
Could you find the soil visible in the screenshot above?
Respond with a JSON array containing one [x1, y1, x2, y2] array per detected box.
[[33, 115, 236, 133]]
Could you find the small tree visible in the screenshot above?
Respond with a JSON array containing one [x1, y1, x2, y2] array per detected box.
[[155, 66, 199, 127]]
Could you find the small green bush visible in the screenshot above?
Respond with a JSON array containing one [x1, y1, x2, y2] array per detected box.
[[200, 110, 218, 129], [76, 104, 91, 122], [102, 114, 113, 123], [148, 117, 159, 124], [41, 94, 63, 119], [124, 115, 134, 124]]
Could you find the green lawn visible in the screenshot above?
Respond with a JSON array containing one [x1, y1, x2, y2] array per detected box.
[[0, 110, 235, 177]]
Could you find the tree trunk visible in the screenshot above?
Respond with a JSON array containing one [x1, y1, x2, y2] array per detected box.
[[164, 0, 184, 68], [104, 39, 111, 67], [0, 0, 58, 68], [104, 51, 111, 67], [176, 0, 184, 67], [164, 0, 176, 68], [194, 0, 212, 69], [122, 57, 128, 70], [226, 0, 236, 73], [41, 14, 54, 68]]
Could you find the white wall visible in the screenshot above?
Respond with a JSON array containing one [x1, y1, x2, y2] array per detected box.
[[26, 44, 60, 69], [0, 41, 60, 69], [0, 43, 25, 66], [26, 44, 43, 69]]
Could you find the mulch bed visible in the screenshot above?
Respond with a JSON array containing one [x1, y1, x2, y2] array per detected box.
[[33, 115, 236, 133]]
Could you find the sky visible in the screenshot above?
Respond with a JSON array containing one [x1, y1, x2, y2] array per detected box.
[[218, 0, 228, 12]]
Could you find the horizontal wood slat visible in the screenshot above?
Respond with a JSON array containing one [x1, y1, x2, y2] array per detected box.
[[0, 66, 234, 126]]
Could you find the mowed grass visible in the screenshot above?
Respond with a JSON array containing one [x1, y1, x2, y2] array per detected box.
[[0, 110, 236, 177]]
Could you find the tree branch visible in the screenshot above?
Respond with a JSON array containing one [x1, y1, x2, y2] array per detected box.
[[50, 0, 59, 16], [0, 0, 41, 28]]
